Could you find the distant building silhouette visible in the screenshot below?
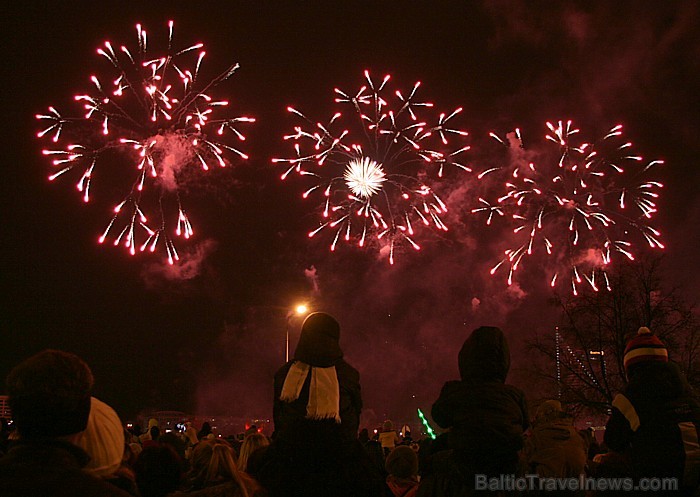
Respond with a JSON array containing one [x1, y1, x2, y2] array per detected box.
[[0, 395, 10, 419]]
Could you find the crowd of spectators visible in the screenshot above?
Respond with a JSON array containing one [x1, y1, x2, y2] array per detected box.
[[1, 315, 699, 496]]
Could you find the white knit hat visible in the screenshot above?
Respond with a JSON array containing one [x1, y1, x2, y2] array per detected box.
[[74, 397, 125, 478]]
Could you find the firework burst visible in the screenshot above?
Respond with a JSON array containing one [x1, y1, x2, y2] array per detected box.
[[36, 21, 255, 264], [473, 120, 664, 295], [273, 70, 472, 264]]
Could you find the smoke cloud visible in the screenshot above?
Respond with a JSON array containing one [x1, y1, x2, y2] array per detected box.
[[141, 239, 218, 288], [186, 1, 700, 428], [151, 132, 197, 192], [304, 265, 320, 294]]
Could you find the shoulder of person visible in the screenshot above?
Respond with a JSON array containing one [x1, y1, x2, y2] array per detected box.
[[439, 380, 463, 393], [336, 360, 360, 379], [502, 383, 527, 398]]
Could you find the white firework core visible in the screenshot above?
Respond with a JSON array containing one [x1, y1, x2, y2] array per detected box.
[[344, 157, 386, 199]]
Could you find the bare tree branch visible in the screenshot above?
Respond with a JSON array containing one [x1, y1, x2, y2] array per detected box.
[[526, 257, 700, 417]]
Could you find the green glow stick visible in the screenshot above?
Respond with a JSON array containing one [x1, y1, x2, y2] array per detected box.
[[417, 408, 436, 439]]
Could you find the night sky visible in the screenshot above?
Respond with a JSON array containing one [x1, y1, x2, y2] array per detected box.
[[2, 1, 699, 428]]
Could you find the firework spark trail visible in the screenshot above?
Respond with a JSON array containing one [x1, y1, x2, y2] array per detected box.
[[472, 120, 664, 295], [273, 71, 472, 264], [36, 21, 255, 264]]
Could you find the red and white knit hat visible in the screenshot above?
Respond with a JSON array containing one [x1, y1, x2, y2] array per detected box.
[[623, 326, 668, 371]]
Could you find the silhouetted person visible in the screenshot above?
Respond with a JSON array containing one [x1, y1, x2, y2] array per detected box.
[[258, 312, 383, 497], [379, 419, 401, 456], [359, 427, 386, 480], [525, 400, 587, 478], [525, 400, 587, 495], [271, 312, 362, 441], [0, 349, 131, 496], [173, 438, 262, 497], [140, 418, 159, 444], [385, 445, 420, 497], [419, 326, 529, 496], [198, 421, 213, 441], [142, 425, 161, 449], [134, 444, 184, 497], [604, 327, 700, 495], [159, 430, 188, 472], [237, 432, 269, 475]]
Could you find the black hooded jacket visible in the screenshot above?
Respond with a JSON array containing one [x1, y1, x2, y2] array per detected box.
[[431, 326, 529, 473], [272, 312, 362, 442], [260, 314, 381, 496]]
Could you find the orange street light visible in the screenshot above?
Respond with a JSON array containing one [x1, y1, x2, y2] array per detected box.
[[286, 303, 310, 362]]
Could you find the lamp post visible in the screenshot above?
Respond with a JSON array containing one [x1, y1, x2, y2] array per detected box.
[[286, 304, 309, 362]]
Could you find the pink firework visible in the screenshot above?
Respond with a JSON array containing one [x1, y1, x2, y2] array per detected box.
[[473, 120, 664, 295], [273, 70, 472, 264], [36, 21, 255, 264]]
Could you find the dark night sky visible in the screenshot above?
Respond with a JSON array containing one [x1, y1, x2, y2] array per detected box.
[[1, 1, 699, 427]]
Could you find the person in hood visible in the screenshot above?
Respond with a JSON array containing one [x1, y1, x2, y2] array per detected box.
[[271, 311, 362, 441], [419, 326, 528, 495], [258, 312, 383, 497], [525, 400, 587, 479], [603, 327, 700, 495]]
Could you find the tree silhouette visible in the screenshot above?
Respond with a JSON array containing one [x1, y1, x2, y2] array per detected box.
[[528, 257, 700, 419]]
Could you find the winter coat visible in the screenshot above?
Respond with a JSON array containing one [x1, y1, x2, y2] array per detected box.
[[0, 439, 133, 497], [262, 314, 379, 496], [431, 326, 529, 476], [257, 419, 385, 497], [604, 361, 700, 491], [379, 430, 401, 451], [272, 359, 362, 442], [525, 415, 587, 478]]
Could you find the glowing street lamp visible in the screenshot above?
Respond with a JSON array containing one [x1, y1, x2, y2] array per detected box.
[[286, 303, 309, 362]]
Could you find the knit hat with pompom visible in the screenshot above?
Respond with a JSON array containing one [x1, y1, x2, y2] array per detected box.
[[623, 327, 668, 372], [74, 397, 125, 478]]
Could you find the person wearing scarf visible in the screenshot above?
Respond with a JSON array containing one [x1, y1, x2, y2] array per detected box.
[[272, 312, 362, 442], [258, 313, 384, 496]]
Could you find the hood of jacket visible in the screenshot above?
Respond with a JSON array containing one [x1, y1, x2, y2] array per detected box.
[[293, 312, 343, 367], [534, 418, 576, 441], [458, 326, 510, 383]]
